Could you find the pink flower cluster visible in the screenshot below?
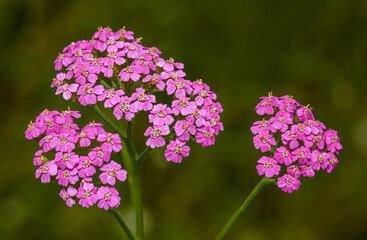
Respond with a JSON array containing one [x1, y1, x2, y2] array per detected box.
[[252, 93, 342, 193], [52, 26, 223, 163], [25, 108, 126, 209]]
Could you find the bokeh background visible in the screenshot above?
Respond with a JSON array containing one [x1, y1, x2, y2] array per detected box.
[[1, 0, 367, 239]]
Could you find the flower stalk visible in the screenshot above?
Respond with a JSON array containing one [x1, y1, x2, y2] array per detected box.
[[215, 177, 275, 240]]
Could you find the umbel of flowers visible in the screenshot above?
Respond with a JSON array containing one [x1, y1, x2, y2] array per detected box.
[[25, 108, 126, 209], [52, 26, 223, 163], [252, 93, 342, 193]]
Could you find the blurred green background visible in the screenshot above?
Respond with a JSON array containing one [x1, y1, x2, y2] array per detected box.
[[1, 0, 367, 239]]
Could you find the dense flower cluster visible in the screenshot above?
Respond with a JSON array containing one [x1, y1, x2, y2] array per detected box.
[[25, 109, 126, 209], [252, 93, 342, 193], [52, 26, 223, 163]]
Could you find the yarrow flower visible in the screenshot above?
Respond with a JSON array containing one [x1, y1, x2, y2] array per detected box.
[[49, 26, 223, 163], [25, 108, 126, 209], [252, 93, 342, 193]]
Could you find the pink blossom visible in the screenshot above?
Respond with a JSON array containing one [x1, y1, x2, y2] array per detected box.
[[77, 156, 96, 178], [165, 139, 190, 163], [25, 121, 43, 140], [304, 134, 325, 150], [186, 108, 207, 127], [83, 121, 105, 137], [97, 133, 122, 152], [174, 119, 196, 142], [39, 134, 58, 152], [195, 126, 215, 147], [205, 112, 224, 135], [97, 89, 125, 108], [77, 84, 105, 106], [125, 42, 142, 59], [287, 165, 301, 178], [290, 123, 312, 141], [255, 93, 279, 115], [161, 70, 186, 81], [97, 186, 121, 210], [277, 174, 301, 193], [33, 150, 44, 166], [274, 146, 293, 165], [300, 165, 315, 177], [324, 129, 342, 154], [195, 89, 217, 106], [171, 97, 196, 116], [157, 57, 184, 72], [256, 156, 281, 178], [131, 88, 156, 111], [166, 79, 193, 98], [55, 83, 79, 100], [113, 97, 138, 121], [253, 131, 276, 152], [55, 133, 76, 152], [310, 150, 329, 171], [142, 74, 165, 91], [118, 66, 141, 82], [77, 129, 96, 148], [250, 119, 271, 135], [326, 153, 338, 173], [269, 112, 293, 133], [77, 183, 98, 208], [56, 169, 79, 186], [144, 125, 170, 148], [35, 161, 58, 183], [296, 105, 314, 122], [281, 130, 299, 149], [88, 147, 111, 167], [55, 152, 79, 170], [99, 161, 127, 185], [148, 104, 174, 126], [292, 146, 311, 165], [192, 79, 210, 95], [74, 66, 99, 85], [60, 186, 77, 207], [54, 52, 73, 70]]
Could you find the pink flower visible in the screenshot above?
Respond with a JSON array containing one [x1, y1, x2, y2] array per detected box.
[[174, 119, 197, 142], [186, 108, 207, 127], [157, 57, 184, 72], [253, 131, 276, 152], [113, 97, 138, 121], [324, 129, 342, 154], [77, 156, 96, 178], [56, 83, 79, 100], [83, 121, 105, 137], [166, 79, 193, 98], [255, 93, 278, 115], [296, 105, 314, 122], [277, 174, 301, 193], [274, 146, 293, 165], [195, 89, 217, 106], [256, 156, 281, 178], [97, 133, 123, 152], [39, 133, 58, 152], [25, 121, 43, 140], [161, 70, 186, 81], [118, 66, 141, 82], [195, 126, 215, 147], [290, 123, 312, 141], [97, 186, 121, 210], [148, 104, 174, 126], [77, 84, 105, 106], [292, 146, 311, 165], [88, 147, 111, 167], [326, 153, 338, 173], [142, 74, 165, 91], [269, 112, 293, 133], [131, 88, 156, 111], [144, 125, 170, 148], [165, 139, 190, 163], [74, 66, 99, 85], [97, 89, 125, 108], [300, 164, 315, 177], [250, 119, 271, 135], [77, 183, 98, 208], [60, 186, 77, 207], [171, 97, 196, 116], [33, 150, 44, 166], [55, 152, 79, 170], [281, 130, 299, 149], [287, 165, 301, 178], [99, 161, 127, 185], [56, 169, 79, 186], [310, 150, 329, 171], [55, 133, 76, 152], [35, 161, 58, 183]]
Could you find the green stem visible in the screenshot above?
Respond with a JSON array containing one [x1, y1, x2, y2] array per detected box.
[[215, 177, 275, 240], [109, 208, 135, 240], [133, 160, 144, 240], [100, 79, 112, 89], [91, 104, 127, 139], [136, 147, 152, 164]]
